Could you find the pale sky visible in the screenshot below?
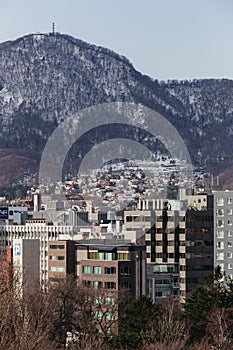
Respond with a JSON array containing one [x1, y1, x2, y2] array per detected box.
[[0, 0, 233, 80]]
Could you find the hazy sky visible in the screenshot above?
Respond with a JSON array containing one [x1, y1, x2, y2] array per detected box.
[[1, 0, 233, 80]]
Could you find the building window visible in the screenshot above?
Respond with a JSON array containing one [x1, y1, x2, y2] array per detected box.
[[153, 264, 175, 273], [217, 241, 224, 249], [49, 277, 64, 282], [105, 297, 115, 305], [49, 255, 65, 261], [216, 252, 224, 260], [228, 242, 232, 248], [228, 263, 232, 269], [120, 266, 132, 277], [105, 252, 114, 260], [227, 209, 233, 215], [89, 252, 117, 260], [98, 252, 105, 260], [120, 282, 131, 289], [105, 267, 116, 275], [217, 198, 224, 206], [105, 282, 116, 290], [218, 263, 224, 271], [106, 312, 116, 321], [83, 265, 91, 274], [93, 281, 102, 289], [217, 230, 224, 238], [228, 220, 233, 226], [217, 220, 224, 228], [155, 290, 170, 298], [155, 279, 170, 285], [217, 209, 224, 216], [227, 198, 233, 204], [94, 266, 102, 275], [94, 296, 103, 305], [228, 230, 233, 237], [83, 280, 91, 288], [228, 252, 233, 258], [50, 266, 64, 272], [117, 253, 130, 261], [49, 244, 65, 249]]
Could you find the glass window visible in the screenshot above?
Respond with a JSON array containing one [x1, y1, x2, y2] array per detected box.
[[120, 282, 132, 289], [105, 282, 116, 290], [228, 242, 232, 248], [120, 266, 132, 277], [217, 198, 224, 206], [227, 198, 233, 204], [228, 220, 233, 226], [49, 244, 64, 249], [95, 311, 103, 320], [94, 266, 102, 275], [155, 290, 170, 298], [217, 252, 224, 260], [49, 255, 65, 261], [50, 266, 64, 272], [217, 209, 224, 216], [228, 230, 232, 237], [106, 312, 115, 321], [105, 297, 115, 305], [217, 220, 224, 227], [117, 252, 130, 261], [218, 263, 224, 271], [228, 252, 233, 258], [93, 281, 102, 289], [217, 241, 224, 249], [105, 267, 116, 275], [94, 296, 102, 305], [83, 280, 91, 288], [98, 252, 104, 260], [228, 263, 232, 269], [217, 230, 224, 238], [83, 265, 91, 274], [105, 252, 113, 260], [227, 209, 233, 215], [89, 252, 98, 259]]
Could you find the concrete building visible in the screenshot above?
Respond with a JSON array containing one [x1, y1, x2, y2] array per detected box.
[[3, 220, 75, 286], [48, 240, 76, 284], [185, 196, 214, 295], [13, 239, 40, 294], [125, 195, 214, 303], [75, 239, 146, 300], [214, 191, 233, 277], [147, 262, 179, 304]]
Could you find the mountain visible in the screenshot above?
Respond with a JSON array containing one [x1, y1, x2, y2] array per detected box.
[[0, 32, 233, 188]]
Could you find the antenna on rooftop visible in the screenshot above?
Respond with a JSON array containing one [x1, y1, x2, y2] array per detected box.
[[52, 22, 55, 35]]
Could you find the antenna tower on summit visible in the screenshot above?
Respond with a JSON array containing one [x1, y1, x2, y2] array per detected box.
[[52, 22, 55, 35]]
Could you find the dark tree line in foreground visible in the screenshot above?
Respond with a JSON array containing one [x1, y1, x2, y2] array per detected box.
[[1, 267, 233, 349]]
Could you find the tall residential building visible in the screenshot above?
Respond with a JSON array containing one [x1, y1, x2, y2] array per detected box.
[[185, 195, 214, 294], [125, 195, 214, 303], [214, 191, 233, 277]]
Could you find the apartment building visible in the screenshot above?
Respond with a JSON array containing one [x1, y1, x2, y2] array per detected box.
[[185, 196, 214, 294], [125, 196, 214, 303], [75, 239, 146, 300], [214, 191, 233, 277], [48, 240, 76, 283]]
